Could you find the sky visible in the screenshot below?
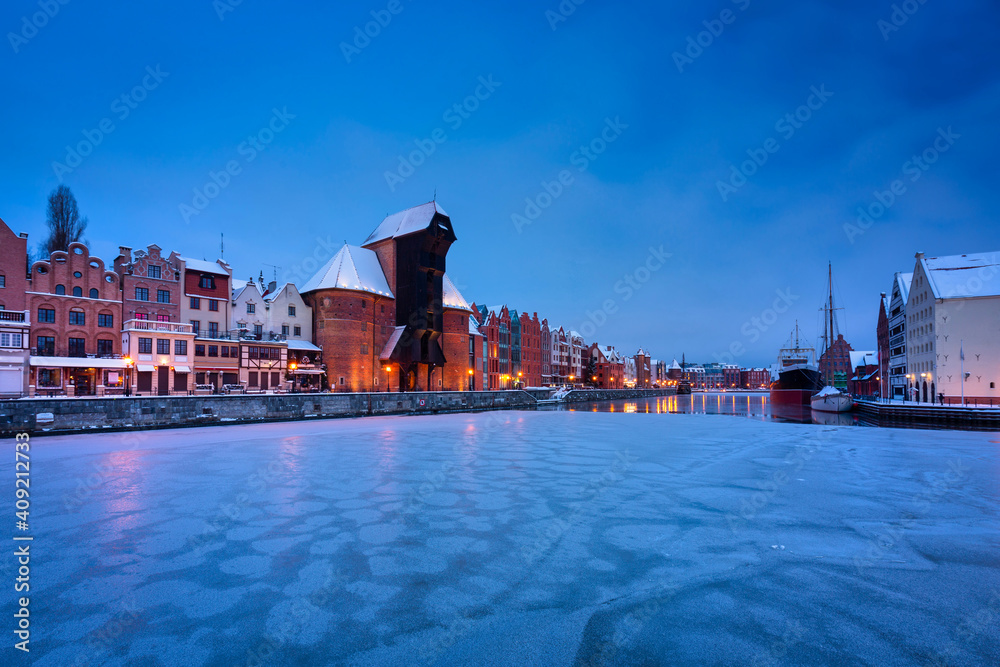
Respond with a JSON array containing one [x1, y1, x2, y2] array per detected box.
[[2, 0, 998, 367]]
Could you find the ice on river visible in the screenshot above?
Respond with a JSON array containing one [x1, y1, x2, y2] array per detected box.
[[12, 411, 1000, 665]]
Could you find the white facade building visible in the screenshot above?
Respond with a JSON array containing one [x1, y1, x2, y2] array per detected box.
[[905, 251, 1000, 403]]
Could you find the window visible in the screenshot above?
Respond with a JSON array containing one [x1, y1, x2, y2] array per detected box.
[[55, 284, 65, 295], [69, 310, 85, 325], [253, 324, 263, 337], [281, 325, 289, 335], [73, 286, 82, 297], [208, 300, 219, 312], [135, 312, 148, 320], [175, 340, 188, 355], [89, 288, 99, 298], [288, 305, 296, 316], [220, 345, 229, 358], [360, 344, 369, 354], [190, 297, 201, 309], [294, 326, 301, 336], [195, 344, 206, 357], [0, 333, 22, 348], [38, 308, 55, 323], [362, 300, 367, 309], [97, 339, 114, 356], [138, 338, 153, 354], [36, 336, 55, 356], [68, 337, 86, 357], [208, 322, 219, 337], [157, 314, 170, 322], [208, 345, 218, 357], [247, 303, 255, 314], [157, 339, 170, 354], [0, 275, 4, 288], [135, 287, 149, 301], [190, 320, 200, 334], [157, 289, 171, 303], [148, 265, 161, 279], [74, 271, 82, 278], [199, 275, 215, 289]]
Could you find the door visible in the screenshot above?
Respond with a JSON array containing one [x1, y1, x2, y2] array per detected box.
[[260, 371, 269, 390], [137, 371, 153, 393], [0, 368, 21, 397], [157, 366, 170, 395]]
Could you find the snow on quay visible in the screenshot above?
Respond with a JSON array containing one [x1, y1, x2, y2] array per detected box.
[[15, 411, 1000, 666]]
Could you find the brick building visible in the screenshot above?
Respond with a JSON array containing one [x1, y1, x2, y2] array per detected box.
[[27, 242, 125, 396], [540, 318, 551, 385], [114, 245, 182, 324], [441, 274, 483, 391], [876, 293, 889, 399], [589, 343, 625, 388], [519, 312, 543, 387], [739, 368, 771, 389], [0, 218, 30, 397], [818, 334, 854, 388], [302, 244, 396, 392], [169, 254, 234, 391], [633, 348, 651, 388]]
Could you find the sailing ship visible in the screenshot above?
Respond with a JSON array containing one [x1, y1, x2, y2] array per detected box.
[[769, 320, 823, 405], [810, 263, 853, 413]]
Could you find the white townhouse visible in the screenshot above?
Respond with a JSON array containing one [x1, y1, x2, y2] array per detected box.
[[905, 251, 1000, 403]]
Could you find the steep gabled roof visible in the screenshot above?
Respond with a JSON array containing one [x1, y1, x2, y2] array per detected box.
[[300, 244, 394, 297], [468, 317, 483, 336], [850, 350, 878, 370], [441, 274, 471, 311], [895, 272, 912, 303], [362, 201, 453, 246], [919, 251, 1000, 299]]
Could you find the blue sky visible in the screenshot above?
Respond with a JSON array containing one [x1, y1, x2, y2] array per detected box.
[[2, 0, 998, 366]]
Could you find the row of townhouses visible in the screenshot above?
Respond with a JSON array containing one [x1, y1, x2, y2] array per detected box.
[[875, 251, 1000, 404], [0, 204, 677, 398]]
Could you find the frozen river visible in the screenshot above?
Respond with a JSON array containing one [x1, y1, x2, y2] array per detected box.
[[12, 410, 1000, 665]]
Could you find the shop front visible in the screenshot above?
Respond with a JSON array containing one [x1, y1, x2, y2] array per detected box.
[[29, 357, 129, 397]]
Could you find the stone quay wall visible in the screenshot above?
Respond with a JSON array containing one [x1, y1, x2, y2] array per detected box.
[[0, 388, 675, 436]]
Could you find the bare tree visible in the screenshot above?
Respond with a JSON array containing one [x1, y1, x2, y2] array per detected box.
[[43, 185, 88, 254]]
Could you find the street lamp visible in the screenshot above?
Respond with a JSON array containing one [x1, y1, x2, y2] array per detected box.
[[124, 356, 133, 397], [468, 368, 474, 391]]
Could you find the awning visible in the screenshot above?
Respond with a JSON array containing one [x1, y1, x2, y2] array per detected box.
[[292, 369, 325, 375], [30, 356, 128, 369], [174, 366, 191, 373], [136, 364, 155, 372], [286, 339, 322, 352]]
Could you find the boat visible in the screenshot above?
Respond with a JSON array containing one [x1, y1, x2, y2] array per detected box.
[[769, 321, 823, 405], [810, 385, 853, 413]]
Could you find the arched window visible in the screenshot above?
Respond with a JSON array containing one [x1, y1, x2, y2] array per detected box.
[[90, 288, 99, 298], [72, 287, 83, 297], [55, 284, 65, 295]]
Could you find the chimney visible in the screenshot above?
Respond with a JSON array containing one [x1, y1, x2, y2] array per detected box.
[[19, 232, 28, 239], [268, 280, 277, 295], [118, 246, 132, 262], [915, 251, 925, 259]]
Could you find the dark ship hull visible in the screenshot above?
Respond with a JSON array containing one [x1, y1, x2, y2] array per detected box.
[[769, 366, 823, 405], [676, 380, 692, 395]]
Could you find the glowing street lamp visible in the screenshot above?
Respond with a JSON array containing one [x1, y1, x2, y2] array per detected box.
[[124, 356, 133, 397]]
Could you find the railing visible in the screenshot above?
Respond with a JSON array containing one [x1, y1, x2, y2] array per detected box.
[[124, 319, 194, 334], [0, 310, 29, 324]]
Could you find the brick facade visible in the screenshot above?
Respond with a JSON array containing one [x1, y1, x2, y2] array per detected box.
[[114, 245, 182, 324], [0, 217, 29, 311]]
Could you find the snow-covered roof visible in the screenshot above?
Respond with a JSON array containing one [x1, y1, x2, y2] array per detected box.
[[233, 282, 261, 301], [669, 358, 682, 370], [468, 317, 482, 336], [263, 282, 288, 301], [895, 272, 912, 303], [442, 274, 471, 311], [850, 351, 878, 369], [179, 257, 229, 275], [232, 278, 248, 292], [380, 326, 406, 360], [920, 252, 1000, 299], [300, 245, 394, 298], [286, 339, 321, 352], [362, 201, 450, 246]]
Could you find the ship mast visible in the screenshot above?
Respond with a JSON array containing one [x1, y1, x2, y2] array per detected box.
[[827, 262, 834, 355]]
